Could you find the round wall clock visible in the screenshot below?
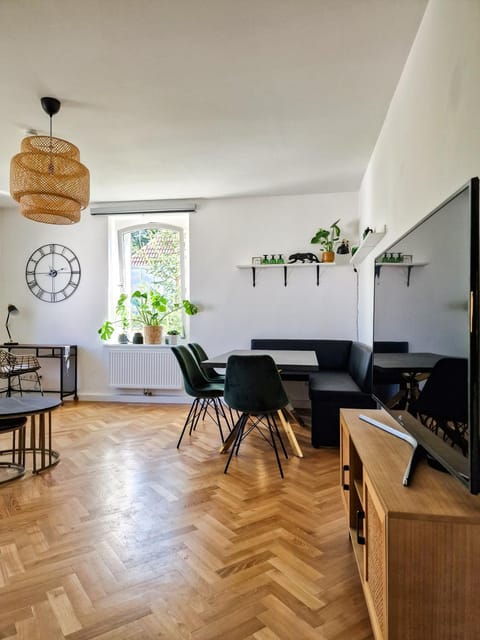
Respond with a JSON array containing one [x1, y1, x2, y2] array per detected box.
[[25, 244, 81, 303]]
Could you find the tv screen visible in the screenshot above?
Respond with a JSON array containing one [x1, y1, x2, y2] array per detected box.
[[372, 177, 479, 493]]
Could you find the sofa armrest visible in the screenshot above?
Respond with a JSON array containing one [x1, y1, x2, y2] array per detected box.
[[348, 342, 373, 393]]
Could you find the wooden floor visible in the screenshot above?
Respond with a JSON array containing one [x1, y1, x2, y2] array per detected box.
[[0, 402, 373, 640]]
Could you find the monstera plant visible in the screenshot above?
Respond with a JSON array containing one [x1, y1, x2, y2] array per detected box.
[[310, 219, 341, 262], [98, 289, 199, 344]]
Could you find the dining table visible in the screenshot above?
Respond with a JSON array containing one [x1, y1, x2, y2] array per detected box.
[[202, 349, 319, 373], [373, 351, 447, 408], [201, 349, 319, 458]]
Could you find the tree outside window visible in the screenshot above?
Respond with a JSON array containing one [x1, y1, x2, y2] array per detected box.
[[121, 225, 185, 334]]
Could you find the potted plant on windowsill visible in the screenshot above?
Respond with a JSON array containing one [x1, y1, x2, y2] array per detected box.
[[130, 290, 198, 344], [98, 290, 199, 345], [310, 218, 341, 262], [97, 293, 130, 342], [166, 329, 180, 345]]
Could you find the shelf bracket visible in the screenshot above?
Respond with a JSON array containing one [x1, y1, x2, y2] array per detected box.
[[283, 266, 288, 287], [406, 266, 413, 287], [374, 263, 415, 286], [251, 266, 256, 287], [316, 264, 320, 286]]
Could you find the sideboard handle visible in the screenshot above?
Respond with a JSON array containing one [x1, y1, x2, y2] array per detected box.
[[356, 510, 366, 545], [342, 464, 350, 490]]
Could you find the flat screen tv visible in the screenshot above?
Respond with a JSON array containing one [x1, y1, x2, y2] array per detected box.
[[371, 177, 479, 493]]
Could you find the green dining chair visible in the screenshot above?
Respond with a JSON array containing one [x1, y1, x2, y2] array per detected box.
[[187, 343, 225, 383], [223, 354, 289, 478], [171, 345, 231, 448]]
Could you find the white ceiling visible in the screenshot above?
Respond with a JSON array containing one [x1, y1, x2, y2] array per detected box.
[[0, 0, 427, 209]]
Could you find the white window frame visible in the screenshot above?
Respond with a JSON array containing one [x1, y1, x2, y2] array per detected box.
[[107, 212, 191, 334]]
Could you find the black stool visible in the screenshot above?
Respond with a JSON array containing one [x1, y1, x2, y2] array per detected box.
[[0, 416, 27, 483]]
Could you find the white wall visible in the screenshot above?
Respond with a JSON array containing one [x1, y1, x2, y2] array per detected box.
[[357, 0, 480, 343], [190, 192, 359, 356], [0, 191, 359, 400]]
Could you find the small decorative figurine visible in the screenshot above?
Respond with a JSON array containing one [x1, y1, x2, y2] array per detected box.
[[288, 252, 320, 263]]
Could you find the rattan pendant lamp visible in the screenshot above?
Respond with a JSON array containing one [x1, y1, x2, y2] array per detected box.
[[10, 97, 90, 224]]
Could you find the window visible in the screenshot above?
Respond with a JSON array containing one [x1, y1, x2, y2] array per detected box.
[[108, 213, 190, 336]]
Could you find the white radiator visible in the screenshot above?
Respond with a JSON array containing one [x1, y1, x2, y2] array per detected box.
[[108, 348, 183, 389]]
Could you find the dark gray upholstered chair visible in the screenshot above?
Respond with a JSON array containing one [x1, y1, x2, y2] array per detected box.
[[0, 416, 26, 483], [409, 357, 468, 455], [223, 354, 289, 478], [171, 345, 230, 448], [187, 343, 225, 383]]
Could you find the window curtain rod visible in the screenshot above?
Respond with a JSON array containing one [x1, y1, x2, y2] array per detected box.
[[90, 199, 197, 215]]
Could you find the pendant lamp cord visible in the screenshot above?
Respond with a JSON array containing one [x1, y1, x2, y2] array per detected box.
[[48, 114, 54, 174]]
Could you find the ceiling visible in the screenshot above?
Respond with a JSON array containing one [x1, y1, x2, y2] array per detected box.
[[0, 0, 427, 209]]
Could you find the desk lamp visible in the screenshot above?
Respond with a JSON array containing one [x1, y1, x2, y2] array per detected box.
[[5, 304, 19, 345]]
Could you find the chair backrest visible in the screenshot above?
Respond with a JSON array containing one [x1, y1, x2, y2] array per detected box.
[[374, 341, 409, 354], [171, 345, 210, 395], [412, 357, 468, 422], [0, 350, 16, 376], [188, 342, 209, 362], [224, 354, 289, 413], [187, 342, 223, 380]]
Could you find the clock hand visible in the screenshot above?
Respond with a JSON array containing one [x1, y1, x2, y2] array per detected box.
[[35, 269, 65, 276]]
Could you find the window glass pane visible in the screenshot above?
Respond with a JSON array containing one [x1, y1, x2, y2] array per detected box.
[[122, 226, 184, 333]]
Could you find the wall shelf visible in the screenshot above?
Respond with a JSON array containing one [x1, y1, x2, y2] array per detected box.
[[374, 262, 428, 287], [236, 262, 339, 287], [350, 226, 387, 266]]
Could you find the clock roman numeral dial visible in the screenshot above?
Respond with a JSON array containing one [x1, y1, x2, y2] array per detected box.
[[25, 244, 81, 303]]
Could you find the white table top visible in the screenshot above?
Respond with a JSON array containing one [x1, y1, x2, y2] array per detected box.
[[202, 349, 319, 372]]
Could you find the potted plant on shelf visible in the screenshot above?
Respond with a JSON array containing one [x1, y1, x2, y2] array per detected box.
[[310, 218, 341, 262], [98, 289, 199, 345]]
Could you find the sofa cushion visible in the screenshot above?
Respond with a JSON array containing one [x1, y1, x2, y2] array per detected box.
[[309, 371, 362, 394]]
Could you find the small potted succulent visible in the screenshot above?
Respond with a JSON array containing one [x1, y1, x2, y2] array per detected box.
[[166, 329, 180, 345], [310, 219, 341, 262]]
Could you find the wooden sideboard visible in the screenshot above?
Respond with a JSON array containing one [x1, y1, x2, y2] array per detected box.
[[340, 408, 480, 640]]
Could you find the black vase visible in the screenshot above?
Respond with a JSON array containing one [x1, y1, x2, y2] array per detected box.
[[132, 332, 144, 344]]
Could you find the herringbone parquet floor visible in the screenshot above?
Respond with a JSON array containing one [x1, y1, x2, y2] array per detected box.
[[0, 402, 373, 639]]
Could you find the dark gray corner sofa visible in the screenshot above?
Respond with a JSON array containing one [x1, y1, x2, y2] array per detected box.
[[251, 338, 376, 447]]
